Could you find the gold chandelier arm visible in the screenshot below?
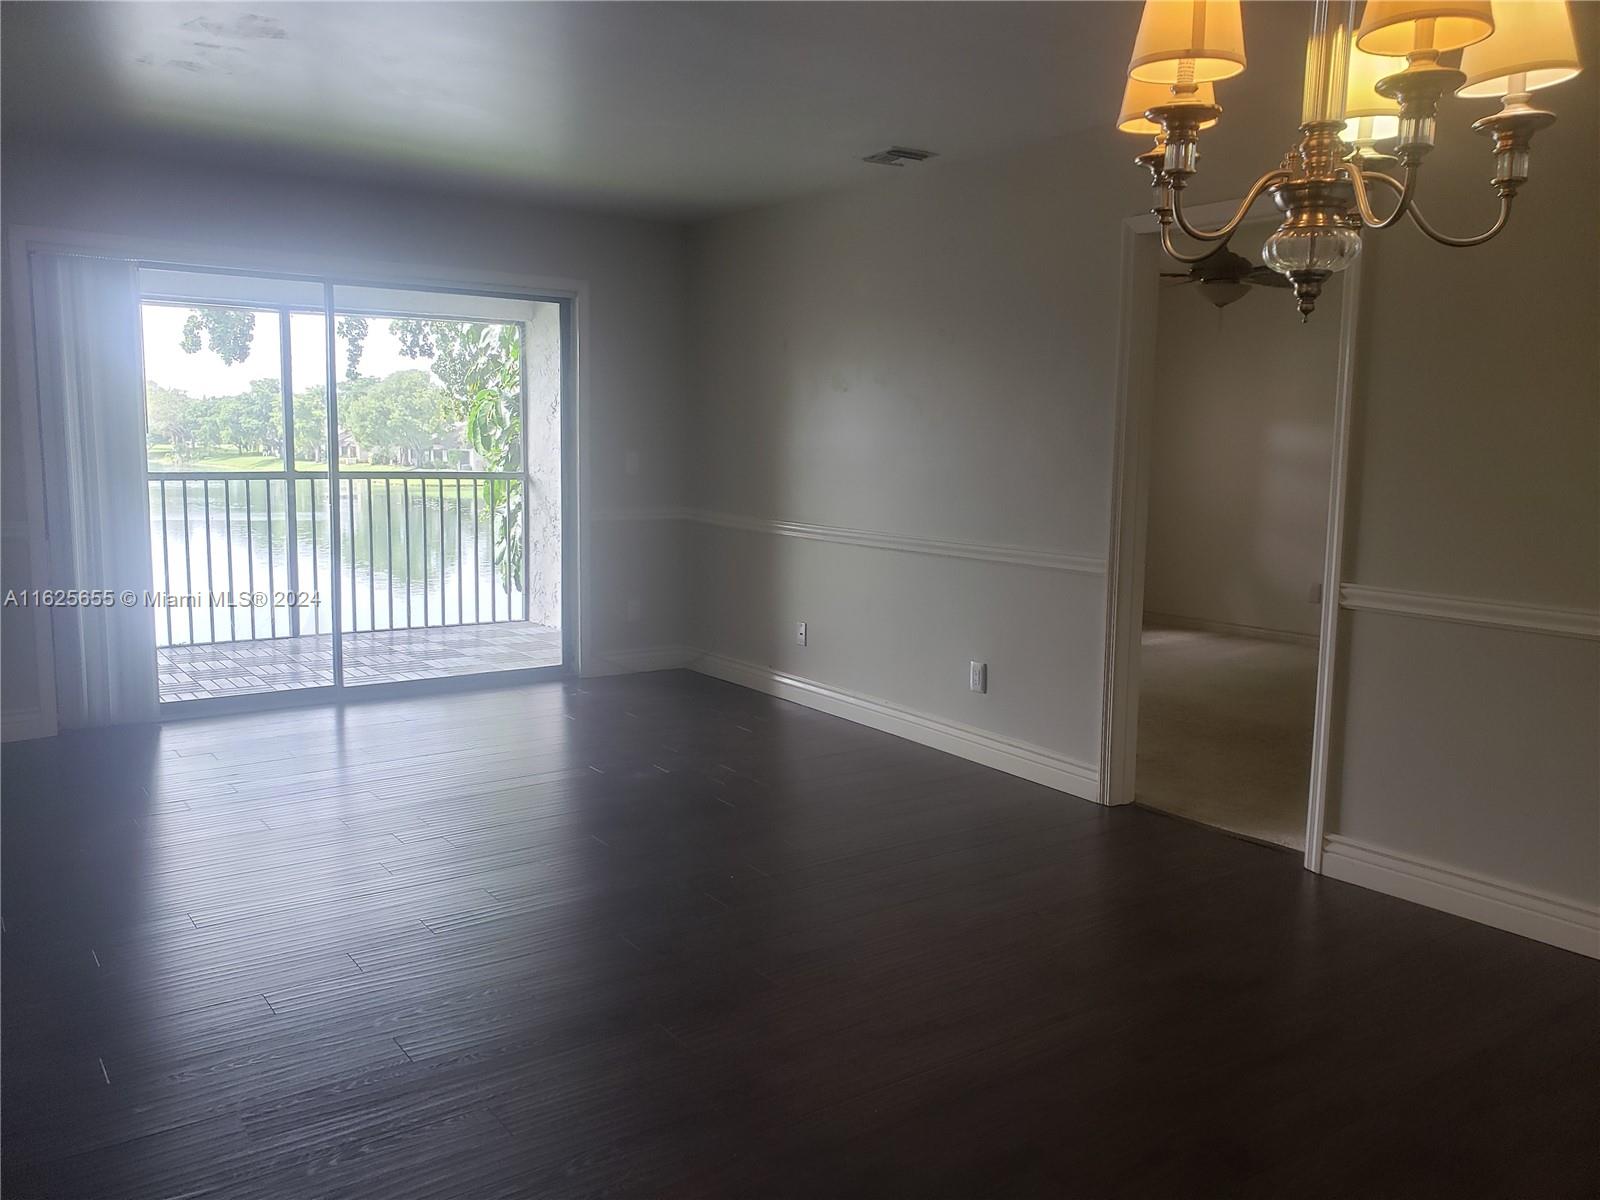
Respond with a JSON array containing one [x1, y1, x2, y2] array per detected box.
[[1364, 170, 1516, 247], [1170, 169, 1292, 242], [1408, 195, 1516, 247], [1343, 164, 1420, 230], [1158, 220, 1230, 265]]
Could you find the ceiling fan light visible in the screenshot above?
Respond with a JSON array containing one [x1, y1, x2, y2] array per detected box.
[[1198, 278, 1252, 308], [1356, 1, 1496, 57], [1458, 0, 1582, 98], [1117, 78, 1220, 133], [1128, 0, 1247, 84]]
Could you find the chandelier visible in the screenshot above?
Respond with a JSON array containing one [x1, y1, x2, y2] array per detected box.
[[1119, 0, 1584, 319]]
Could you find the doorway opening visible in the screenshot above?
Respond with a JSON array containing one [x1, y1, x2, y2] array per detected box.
[[139, 267, 571, 707], [1101, 211, 1359, 862]]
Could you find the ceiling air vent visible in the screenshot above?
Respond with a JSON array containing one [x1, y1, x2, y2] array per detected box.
[[861, 146, 937, 167]]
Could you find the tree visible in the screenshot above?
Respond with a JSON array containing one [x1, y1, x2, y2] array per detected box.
[[293, 385, 328, 463], [391, 320, 522, 471], [146, 383, 202, 461], [171, 308, 532, 595], [390, 320, 526, 587], [189, 392, 226, 451], [180, 307, 368, 379], [336, 317, 369, 381], [335, 370, 453, 465], [212, 379, 283, 456], [180, 308, 255, 364]]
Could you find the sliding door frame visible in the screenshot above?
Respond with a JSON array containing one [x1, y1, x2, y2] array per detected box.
[[321, 281, 344, 691], [6, 224, 585, 724]]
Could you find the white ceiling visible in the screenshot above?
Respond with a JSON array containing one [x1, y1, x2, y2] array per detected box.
[[3, 1, 1149, 217]]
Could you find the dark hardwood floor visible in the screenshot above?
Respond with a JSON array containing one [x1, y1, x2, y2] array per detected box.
[[3, 671, 1595, 1198]]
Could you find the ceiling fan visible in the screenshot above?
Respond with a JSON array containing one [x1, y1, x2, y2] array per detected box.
[[1160, 242, 1290, 309]]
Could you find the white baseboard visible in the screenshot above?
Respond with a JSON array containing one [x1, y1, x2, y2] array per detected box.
[[584, 645, 697, 676], [691, 650, 1099, 801], [1322, 834, 1600, 959], [1143, 611, 1318, 646]]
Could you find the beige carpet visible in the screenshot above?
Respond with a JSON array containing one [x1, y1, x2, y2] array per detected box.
[[1135, 623, 1316, 851]]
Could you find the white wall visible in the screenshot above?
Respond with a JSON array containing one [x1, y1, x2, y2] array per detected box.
[[1319, 31, 1599, 938], [687, 145, 1129, 791], [679, 3, 1333, 796], [685, 9, 1599, 946], [1, 141, 694, 728], [1144, 245, 1339, 639]]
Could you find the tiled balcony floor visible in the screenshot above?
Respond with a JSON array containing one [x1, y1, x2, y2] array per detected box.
[[157, 622, 562, 703]]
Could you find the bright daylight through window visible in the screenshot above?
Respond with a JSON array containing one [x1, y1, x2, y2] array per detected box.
[[140, 271, 565, 703]]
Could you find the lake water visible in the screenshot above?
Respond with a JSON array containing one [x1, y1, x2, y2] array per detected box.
[[147, 477, 539, 647]]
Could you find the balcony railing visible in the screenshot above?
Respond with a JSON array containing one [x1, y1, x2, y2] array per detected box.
[[148, 469, 527, 648]]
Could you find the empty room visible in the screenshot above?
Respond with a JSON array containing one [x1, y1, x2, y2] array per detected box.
[[1135, 212, 1343, 850], [2, 2, 1596, 1197]]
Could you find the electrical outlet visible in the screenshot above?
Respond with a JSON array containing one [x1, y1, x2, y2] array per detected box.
[[795, 621, 807, 646], [969, 661, 988, 694], [624, 450, 640, 476], [1308, 581, 1323, 605], [626, 597, 641, 623]]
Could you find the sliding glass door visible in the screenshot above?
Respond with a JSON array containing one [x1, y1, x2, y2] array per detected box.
[[137, 268, 569, 707], [141, 272, 337, 702], [327, 283, 564, 689]]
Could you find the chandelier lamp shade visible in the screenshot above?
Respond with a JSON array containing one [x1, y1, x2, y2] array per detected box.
[[1128, 1, 1248, 82], [1118, 0, 1585, 319], [1355, 1, 1494, 55], [1458, 0, 1582, 94], [1343, 40, 1407, 152], [1118, 78, 1220, 135]]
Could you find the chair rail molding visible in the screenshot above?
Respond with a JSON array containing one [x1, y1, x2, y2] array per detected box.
[[588, 508, 1106, 574], [1339, 584, 1600, 641]]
